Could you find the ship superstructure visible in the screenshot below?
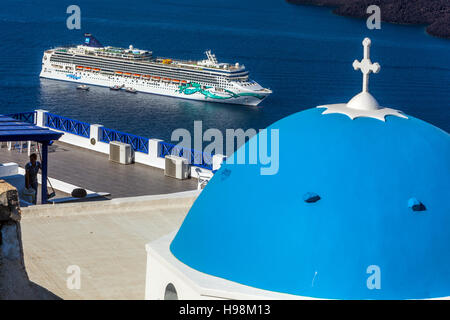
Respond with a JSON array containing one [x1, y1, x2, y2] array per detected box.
[[40, 34, 271, 106]]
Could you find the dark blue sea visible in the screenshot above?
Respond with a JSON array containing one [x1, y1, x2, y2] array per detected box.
[[1, 0, 449, 143]]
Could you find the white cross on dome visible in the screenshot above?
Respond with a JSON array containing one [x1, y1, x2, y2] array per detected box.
[[317, 37, 407, 121], [352, 38, 381, 93]]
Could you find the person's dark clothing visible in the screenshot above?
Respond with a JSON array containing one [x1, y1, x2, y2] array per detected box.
[[25, 161, 41, 204]]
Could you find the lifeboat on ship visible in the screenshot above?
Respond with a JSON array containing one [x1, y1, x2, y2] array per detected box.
[[172, 79, 180, 84], [124, 72, 132, 76], [76, 66, 83, 70], [93, 68, 100, 72], [152, 76, 161, 81], [181, 80, 187, 84], [115, 71, 123, 75], [162, 78, 171, 82], [84, 67, 91, 71], [133, 74, 141, 77]]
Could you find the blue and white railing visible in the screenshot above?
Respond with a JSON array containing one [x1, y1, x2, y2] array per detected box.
[[159, 141, 213, 170], [7, 111, 36, 125], [100, 127, 149, 154], [45, 112, 91, 138], [8, 109, 224, 177]]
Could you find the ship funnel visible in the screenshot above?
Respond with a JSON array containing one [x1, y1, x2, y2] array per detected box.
[[83, 33, 103, 48]]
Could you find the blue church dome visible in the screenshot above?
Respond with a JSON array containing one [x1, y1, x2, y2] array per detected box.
[[170, 38, 450, 299], [171, 108, 450, 299]]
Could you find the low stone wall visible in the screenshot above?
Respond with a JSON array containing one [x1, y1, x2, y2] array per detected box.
[[0, 180, 21, 222], [0, 180, 58, 299]]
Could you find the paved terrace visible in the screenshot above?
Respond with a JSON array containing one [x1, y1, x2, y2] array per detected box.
[[0, 141, 198, 198], [20, 191, 199, 299]]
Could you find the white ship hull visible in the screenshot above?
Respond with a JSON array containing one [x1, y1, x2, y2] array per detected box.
[[41, 35, 271, 106], [40, 69, 269, 106]]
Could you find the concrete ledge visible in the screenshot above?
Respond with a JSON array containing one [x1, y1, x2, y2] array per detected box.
[[21, 189, 201, 219], [48, 192, 111, 204], [0, 162, 19, 177]]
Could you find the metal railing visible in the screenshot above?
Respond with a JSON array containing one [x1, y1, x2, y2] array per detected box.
[[7, 111, 217, 171], [100, 127, 149, 154], [7, 111, 36, 124], [158, 141, 213, 170], [45, 112, 90, 138]]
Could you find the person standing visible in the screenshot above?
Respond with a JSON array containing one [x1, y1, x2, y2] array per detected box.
[[25, 153, 41, 205]]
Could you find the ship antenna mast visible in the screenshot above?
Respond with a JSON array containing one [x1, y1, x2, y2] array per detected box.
[[205, 50, 218, 65]]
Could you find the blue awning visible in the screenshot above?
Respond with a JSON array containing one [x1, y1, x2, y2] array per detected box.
[[0, 115, 63, 142]]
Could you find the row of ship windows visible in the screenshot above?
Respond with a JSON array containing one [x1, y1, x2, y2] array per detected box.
[[50, 61, 220, 83], [49, 67, 243, 89], [51, 64, 219, 83], [50, 55, 249, 79], [48, 62, 248, 89], [49, 64, 248, 85], [54, 53, 247, 75], [53, 69, 218, 84], [49, 69, 215, 88], [55, 52, 154, 64], [50, 56, 222, 76]]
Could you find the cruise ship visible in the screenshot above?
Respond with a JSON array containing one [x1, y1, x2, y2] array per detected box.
[[40, 34, 272, 106]]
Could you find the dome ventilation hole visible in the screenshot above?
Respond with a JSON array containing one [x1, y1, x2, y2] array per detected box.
[[220, 168, 232, 181], [408, 198, 426, 212], [303, 192, 321, 203]]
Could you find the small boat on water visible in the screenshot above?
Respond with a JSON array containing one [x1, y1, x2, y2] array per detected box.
[[110, 85, 123, 91], [77, 85, 89, 91], [125, 87, 137, 93]]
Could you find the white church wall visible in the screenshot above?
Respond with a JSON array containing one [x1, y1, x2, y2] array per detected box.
[[145, 248, 201, 300], [145, 234, 303, 300]]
